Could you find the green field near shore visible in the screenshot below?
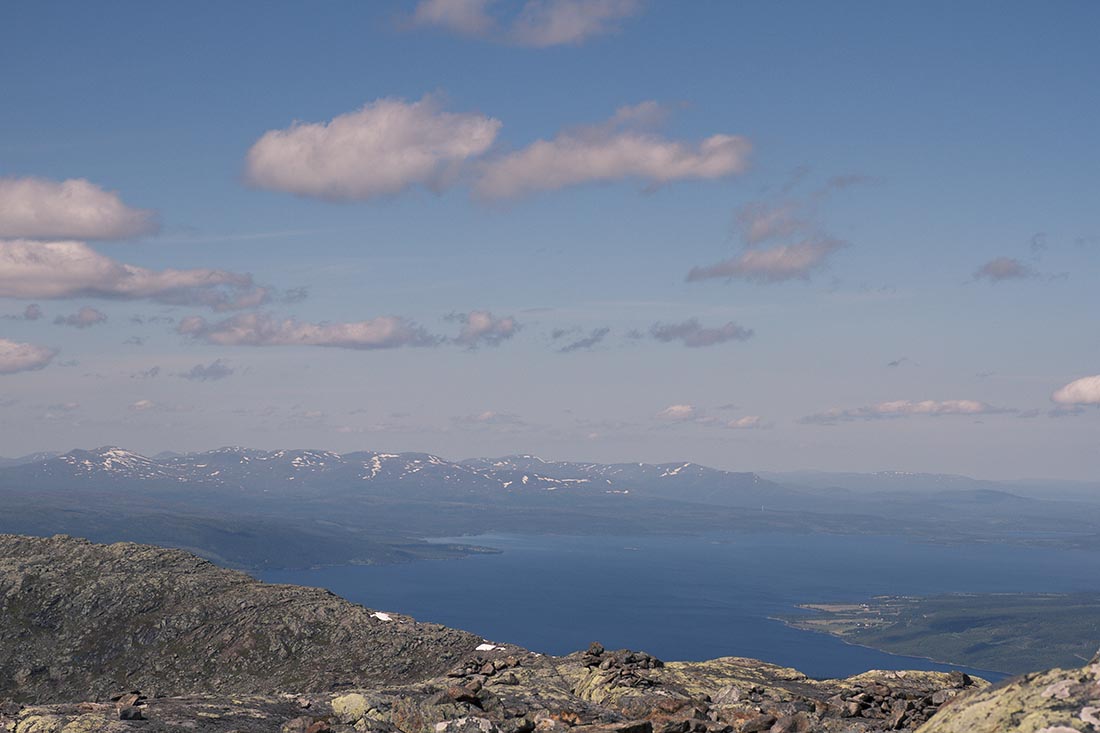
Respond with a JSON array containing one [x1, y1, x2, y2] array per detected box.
[[781, 593, 1100, 674]]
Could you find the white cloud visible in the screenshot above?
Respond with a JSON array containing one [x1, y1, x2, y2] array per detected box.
[[511, 0, 641, 47], [649, 318, 753, 347], [802, 399, 1009, 425], [726, 415, 767, 430], [451, 310, 519, 348], [178, 312, 438, 350], [973, 256, 1037, 282], [656, 404, 696, 422], [476, 105, 750, 198], [686, 238, 844, 283], [1052, 375, 1100, 405], [0, 240, 267, 310], [129, 399, 156, 412], [245, 96, 501, 201], [687, 175, 866, 286], [0, 338, 57, 375], [54, 306, 108, 329], [410, 0, 641, 46], [0, 176, 158, 240], [411, 0, 495, 35]]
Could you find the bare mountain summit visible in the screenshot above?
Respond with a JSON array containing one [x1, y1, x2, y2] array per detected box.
[[0, 534, 481, 703]]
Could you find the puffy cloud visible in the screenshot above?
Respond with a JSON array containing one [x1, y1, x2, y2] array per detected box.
[[411, 0, 495, 35], [802, 399, 1009, 425], [649, 318, 753, 347], [178, 312, 438, 350], [179, 359, 235, 381], [511, 0, 641, 47], [656, 404, 696, 422], [410, 0, 641, 46], [245, 96, 501, 201], [128, 399, 156, 412], [0, 240, 267, 310], [53, 306, 107, 329], [558, 326, 610, 353], [726, 415, 767, 430], [686, 238, 845, 283], [0, 177, 158, 241], [476, 105, 750, 198], [973, 256, 1037, 282], [0, 338, 57, 374], [1051, 375, 1100, 405], [450, 310, 519, 348]]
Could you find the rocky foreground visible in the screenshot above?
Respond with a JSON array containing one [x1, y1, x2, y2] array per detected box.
[[1, 535, 1096, 733]]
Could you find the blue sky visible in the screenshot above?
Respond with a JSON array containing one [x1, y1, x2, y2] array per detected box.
[[1, 1, 1098, 479]]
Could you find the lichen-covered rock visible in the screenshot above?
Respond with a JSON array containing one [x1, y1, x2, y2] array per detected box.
[[916, 658, 1100, 733], [0, 534, 482, 703]]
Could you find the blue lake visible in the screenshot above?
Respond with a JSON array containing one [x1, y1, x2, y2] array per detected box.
[[260, 532, 1100, 681]]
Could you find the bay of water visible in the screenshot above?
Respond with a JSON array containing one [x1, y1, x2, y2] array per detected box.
[[260, 532, 1100, 681]]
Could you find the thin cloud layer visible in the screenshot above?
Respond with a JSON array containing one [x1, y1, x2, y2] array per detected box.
[[687, 238, 845, 283], [1052, 375, 1100, 405], [412, 0, 495, 35], [178, 313, 438, 350], [54, 306, 108, 329], [476, 104, 750, 198], [802, 399, 1008, 425], [2, 304, 43, 321], [0, 240, 268, 311], [973, 256, 1037, 282], [688, 175, 865, 285], [511, 0, 640, 47], [454, 410, 527, 426], [410, 0, 641, 46], [245, 96, 501, 201], [0, 176, 158, 240], [649, 318, 753, 347], [180, 359, 235, 381], [736, 200, 806, 245], [451, 310, 519, 348], [0, 338, 57, 375], [558, 326, 610, 353]]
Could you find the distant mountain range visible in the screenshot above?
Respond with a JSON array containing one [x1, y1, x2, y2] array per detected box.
[[0, 446, 782, 507], [0, 445, 1098, 569]]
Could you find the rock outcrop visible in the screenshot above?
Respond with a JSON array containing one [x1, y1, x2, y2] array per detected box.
[[917, 652, 1100, 733], [2, 533, 1087, 733], [0, 534, 481, 702]]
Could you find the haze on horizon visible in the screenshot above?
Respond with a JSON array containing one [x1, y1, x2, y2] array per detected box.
[[1, 1, 1098, 481]]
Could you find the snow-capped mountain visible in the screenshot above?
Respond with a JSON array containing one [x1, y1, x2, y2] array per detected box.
[[0, 445, 787, 507]]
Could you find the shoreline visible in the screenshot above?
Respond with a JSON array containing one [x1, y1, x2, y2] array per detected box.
[[769, 615, 1009, 681]]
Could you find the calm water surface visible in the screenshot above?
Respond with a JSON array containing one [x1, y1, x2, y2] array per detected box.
[[261, 532, 1100, 681]]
